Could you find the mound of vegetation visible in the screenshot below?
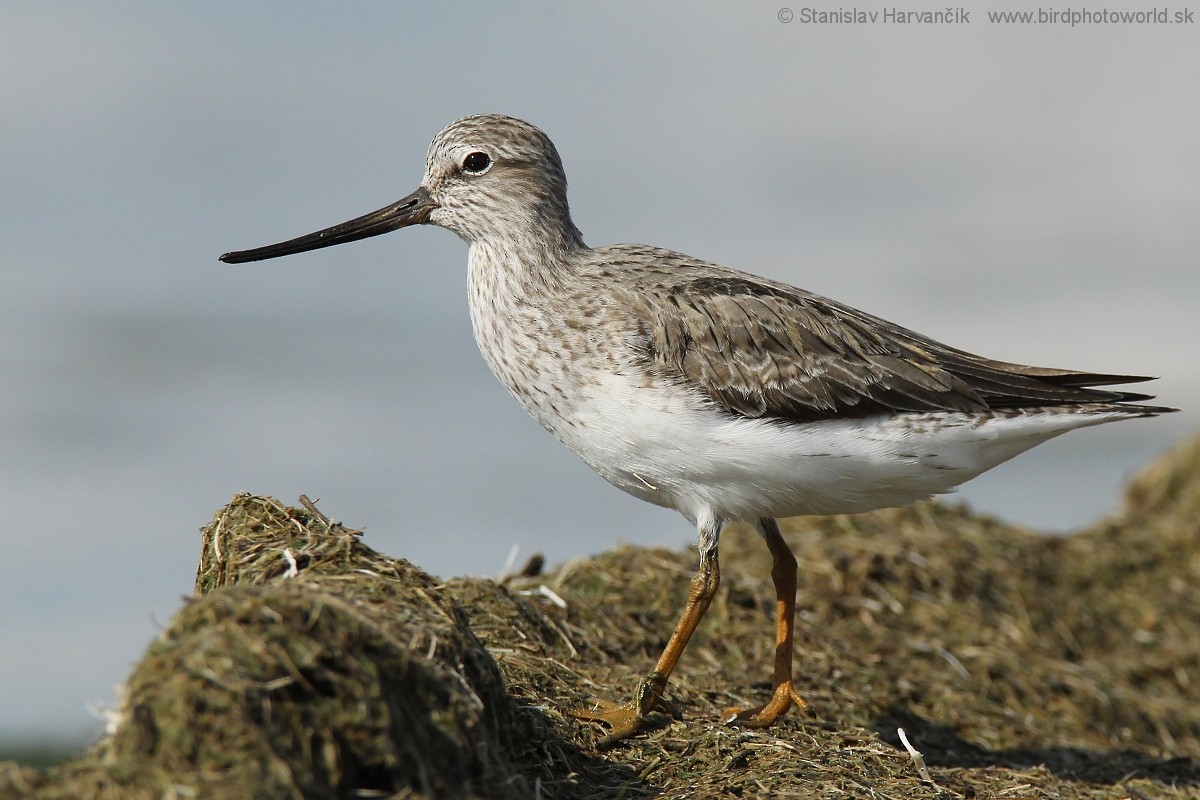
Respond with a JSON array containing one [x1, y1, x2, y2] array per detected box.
[[3, 437, 1199, 799]]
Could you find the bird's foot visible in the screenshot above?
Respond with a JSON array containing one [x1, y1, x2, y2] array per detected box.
[[570, 699, 652, 747], [569, 672, 678, 747], [721, 681, 808, 728]]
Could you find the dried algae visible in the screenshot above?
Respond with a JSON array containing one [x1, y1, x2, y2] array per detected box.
[[3, 437, 1200, 798]]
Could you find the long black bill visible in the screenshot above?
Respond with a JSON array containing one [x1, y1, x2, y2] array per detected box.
[[220, 186, 434, 264]]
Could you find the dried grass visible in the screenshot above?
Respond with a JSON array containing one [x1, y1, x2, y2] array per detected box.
[[3, 437, 1200, 799]]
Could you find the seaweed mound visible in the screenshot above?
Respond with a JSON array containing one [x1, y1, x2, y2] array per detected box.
[[3, 437, 1200, 799]]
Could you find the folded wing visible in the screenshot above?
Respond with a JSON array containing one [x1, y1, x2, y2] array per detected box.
[[633, 275, 1161, 423]]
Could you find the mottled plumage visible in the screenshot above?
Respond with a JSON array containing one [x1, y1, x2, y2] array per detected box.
[[221, 114, 1176, 746], [612, 247, 1161, 421]]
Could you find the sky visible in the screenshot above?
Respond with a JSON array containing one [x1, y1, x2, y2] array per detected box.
[[1, 2, 1197, 743]]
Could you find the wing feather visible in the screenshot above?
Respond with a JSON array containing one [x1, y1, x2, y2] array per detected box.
[[631, 274, 1160, 422]]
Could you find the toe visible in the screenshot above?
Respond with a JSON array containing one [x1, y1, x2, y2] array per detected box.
[[721, 683, 807, 728], [568, 700, 647, 747], [568, 698, 631, 722]]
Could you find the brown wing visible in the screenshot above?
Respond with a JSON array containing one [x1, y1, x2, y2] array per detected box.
[[634, 275, 1157, 423]]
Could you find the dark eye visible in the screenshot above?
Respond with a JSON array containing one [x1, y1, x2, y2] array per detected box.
[[462, 151, 491, 174]]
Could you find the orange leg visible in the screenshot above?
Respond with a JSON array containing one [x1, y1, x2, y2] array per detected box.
[[722, 518, 808, 727], [571, 542, 720, 746]]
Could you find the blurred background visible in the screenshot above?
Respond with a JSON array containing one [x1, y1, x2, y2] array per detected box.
[[2, 1, 1196, 752]]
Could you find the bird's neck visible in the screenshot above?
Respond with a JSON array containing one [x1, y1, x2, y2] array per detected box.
[[465, 224, 586, 394], [467, 218, 587, 296]]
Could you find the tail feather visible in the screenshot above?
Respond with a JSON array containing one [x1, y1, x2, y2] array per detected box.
[[1034, 372, 1176, 411], [957, 361, 1179, 412], [1105, 402, 1179, 417]]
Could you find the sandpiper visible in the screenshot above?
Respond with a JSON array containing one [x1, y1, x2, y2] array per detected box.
[[221, 114, 1176, 746]]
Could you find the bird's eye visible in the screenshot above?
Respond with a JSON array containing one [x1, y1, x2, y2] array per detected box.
[[461, 151, 492, 174]]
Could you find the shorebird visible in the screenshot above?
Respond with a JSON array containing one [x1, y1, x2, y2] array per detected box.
[[221, 114, 1176, 746]]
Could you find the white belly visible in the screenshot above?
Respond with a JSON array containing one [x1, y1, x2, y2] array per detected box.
[[541, 371, 1127, 525]]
